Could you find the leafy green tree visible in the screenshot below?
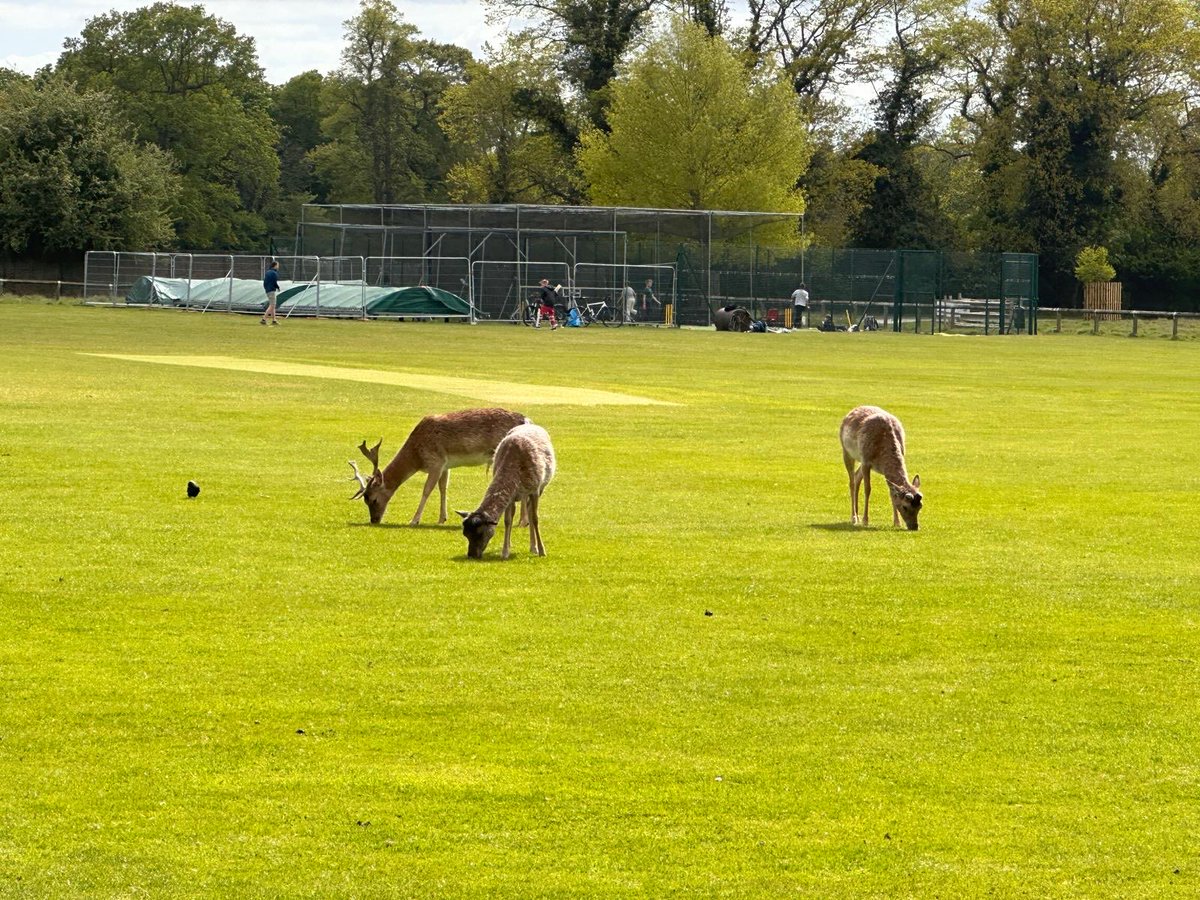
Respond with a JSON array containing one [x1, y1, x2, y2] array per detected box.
[[313, 0, 468, 203], [0, 79, 176, 256], [797, 136, 881, 247], [440, 37, 583, 203], [1108, 105, 1200, 309], [485, 0, 658, 130], [0, 67, 28, 91], [55, 2, 279, 250], [578, 17, 811, 222], [272, 71, 328, 200], [742, 0, 892, 121], [848, 0, 959, 249], [949, 0, 1200, 300], [1074, 245, 1115, 283]]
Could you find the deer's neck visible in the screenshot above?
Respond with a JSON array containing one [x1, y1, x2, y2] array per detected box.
[[476, 478, 519, 522], [380, 443, 422, 491], [874, 440, 911, 488]]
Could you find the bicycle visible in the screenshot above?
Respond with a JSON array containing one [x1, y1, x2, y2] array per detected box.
[[576, 298, 623, 327]]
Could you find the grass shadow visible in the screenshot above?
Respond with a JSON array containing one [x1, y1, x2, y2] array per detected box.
[[809, 521, 866, 531], [345, 521, 462, 531]]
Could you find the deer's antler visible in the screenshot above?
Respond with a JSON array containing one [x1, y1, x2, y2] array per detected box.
[[358, 439, 382, 471], [348, 460, 368, 499]]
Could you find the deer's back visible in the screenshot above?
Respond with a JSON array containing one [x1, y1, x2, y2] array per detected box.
[[406, 408, 528, 466], [840, 405, 906, 464], [494, 424, 556, 492]]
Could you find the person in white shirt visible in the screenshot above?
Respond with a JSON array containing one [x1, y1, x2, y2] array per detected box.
[[622, 285, 637, 322], [791, 283, 810, 328]]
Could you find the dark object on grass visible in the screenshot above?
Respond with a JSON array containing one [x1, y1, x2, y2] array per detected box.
[[714, 306, 752, 332], [705, 609, 714, 616], [818, 314, 847, 332], [187, 480, 200, 498]]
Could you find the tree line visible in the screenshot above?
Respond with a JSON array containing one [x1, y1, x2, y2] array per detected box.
[[1, 0, 1199, 306]]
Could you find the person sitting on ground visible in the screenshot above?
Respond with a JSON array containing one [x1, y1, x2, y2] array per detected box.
[[536, 278, 560, 330]]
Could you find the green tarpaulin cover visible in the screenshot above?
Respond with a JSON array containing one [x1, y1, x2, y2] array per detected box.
[[126, 277, 470, 316]]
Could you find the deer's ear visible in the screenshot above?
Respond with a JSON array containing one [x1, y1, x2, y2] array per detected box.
[[911, 474, 921, 489], [456, 510, 471, 519]]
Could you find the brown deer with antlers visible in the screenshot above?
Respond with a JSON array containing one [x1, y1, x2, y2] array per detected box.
[[349, 408, 529, 525], [839, 405, 923, 530]]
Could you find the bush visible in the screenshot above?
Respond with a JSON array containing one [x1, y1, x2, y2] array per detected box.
[[1075, 245, 1116, 283]]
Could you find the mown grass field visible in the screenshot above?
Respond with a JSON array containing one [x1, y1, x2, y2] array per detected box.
[[1, 301, 1198, 897]]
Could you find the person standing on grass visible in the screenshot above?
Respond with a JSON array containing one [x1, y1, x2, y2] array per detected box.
[[622, 285, 637, 322], [641, 278, 658, 315], [536, 278, 560, 330], [262, 260, 280, 325], [791, 282, 809, 329]]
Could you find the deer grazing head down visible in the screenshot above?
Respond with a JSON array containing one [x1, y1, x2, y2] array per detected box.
[[459, 512, 499, 559], [886, 474, 923, 531], [348, 439, 395, 524], [456, 423, 555, 560], [840, 405, 924, 531]]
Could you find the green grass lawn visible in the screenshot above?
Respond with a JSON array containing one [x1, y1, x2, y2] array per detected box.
[[2, 301, 1198, 897]]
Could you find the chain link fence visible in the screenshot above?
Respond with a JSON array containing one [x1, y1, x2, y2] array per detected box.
[[295, 204, 1039, 330]]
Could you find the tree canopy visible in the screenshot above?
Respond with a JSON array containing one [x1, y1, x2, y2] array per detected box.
[[440, 37, 583, 203], [310, 0, 469, 204], [0, 79, 176, 256], [5, 0, 1200, 306], [56, 2, 279, 250], [578, 18, 811, 219]]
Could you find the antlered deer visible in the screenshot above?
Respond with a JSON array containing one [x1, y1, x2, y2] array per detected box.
[[349, 408, 528, 525], [458, 423, 556, 559], [839, 405, 923, 530]]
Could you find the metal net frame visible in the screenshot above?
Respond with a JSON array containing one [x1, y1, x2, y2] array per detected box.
[[296, 203, 806, 326]]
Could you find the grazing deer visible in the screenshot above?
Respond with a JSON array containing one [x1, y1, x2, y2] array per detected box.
[[349, 408, 528, 525], [458, 423, 556, 559], [839, 405, 923, 530]]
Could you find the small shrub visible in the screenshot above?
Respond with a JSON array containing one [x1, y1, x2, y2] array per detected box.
[[1075, 246, 1116, 283]]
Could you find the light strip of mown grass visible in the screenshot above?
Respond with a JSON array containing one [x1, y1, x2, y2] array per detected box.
[[1, 302, 1198, 897]]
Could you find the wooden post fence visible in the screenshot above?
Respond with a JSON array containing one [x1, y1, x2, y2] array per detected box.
[[1083, 282, 1122, 320]]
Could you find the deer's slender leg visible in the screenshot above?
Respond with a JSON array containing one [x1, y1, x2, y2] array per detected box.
[[862, 466, 872, 526], [527, 493, 544, 555], [411, 468, 442, 525], [501, 501, 515, 559], [436, 468, 450, 524], [844, 450, 859, 524]]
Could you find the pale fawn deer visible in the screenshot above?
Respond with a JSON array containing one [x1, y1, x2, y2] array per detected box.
[[349, 408, 528, 525], [458, 423, 556, 559], [839, 405, 923, 530]]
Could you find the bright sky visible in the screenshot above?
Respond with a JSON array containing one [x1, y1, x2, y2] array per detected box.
[[0, 0, 512, 84]]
